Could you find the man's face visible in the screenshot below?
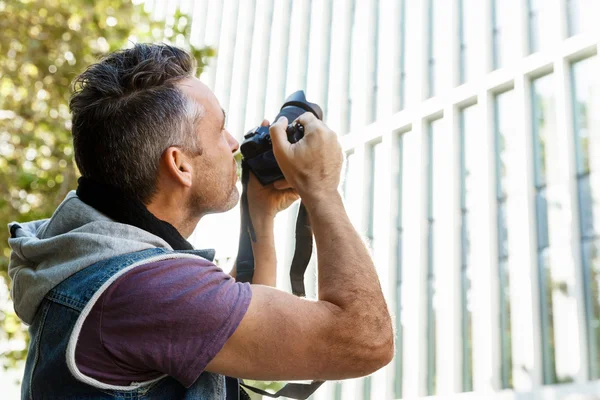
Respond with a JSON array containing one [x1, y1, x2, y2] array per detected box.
[[177, 77, 240, 216]]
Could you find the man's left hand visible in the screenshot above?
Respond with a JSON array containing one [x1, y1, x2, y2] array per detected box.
[[246, 119, 300, 222]]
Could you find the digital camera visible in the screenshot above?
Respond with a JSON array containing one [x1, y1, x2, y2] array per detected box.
[[240, 91, 323, 185]]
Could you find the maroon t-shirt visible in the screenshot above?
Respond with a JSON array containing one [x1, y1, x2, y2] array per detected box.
[[75, 257, 252, 387]]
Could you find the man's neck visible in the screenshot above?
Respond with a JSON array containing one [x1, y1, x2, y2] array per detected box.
[[146, 200, 200, 238]]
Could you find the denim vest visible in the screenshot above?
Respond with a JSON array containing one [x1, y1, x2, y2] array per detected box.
[[21, 247, 227, 400]]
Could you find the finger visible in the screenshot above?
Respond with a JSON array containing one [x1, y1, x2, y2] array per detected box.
[[260, 119, 270, 127], [269, 116, 290, 157], [296, 112, 321, 136], [296, 112, 317, 126]]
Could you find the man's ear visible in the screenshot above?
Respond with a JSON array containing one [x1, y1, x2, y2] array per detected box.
[[161, 147, 193, 188]]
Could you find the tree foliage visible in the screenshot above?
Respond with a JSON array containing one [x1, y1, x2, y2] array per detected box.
[[0, 0, 214, 371]]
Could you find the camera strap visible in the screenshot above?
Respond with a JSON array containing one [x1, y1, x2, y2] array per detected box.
[[232, 160, 324, 400]]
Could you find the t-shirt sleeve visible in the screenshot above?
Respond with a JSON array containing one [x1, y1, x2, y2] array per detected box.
[[97, 257, 252, 387]]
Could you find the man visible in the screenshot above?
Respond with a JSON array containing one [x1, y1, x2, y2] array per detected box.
[[8, 44, 393, 399]]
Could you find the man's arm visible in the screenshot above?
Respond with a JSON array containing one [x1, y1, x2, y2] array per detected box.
[[205, 114, 394, 380], [248, 215, 277, 286], [229, 199, 288, 286], [238, 118, 299, 286]]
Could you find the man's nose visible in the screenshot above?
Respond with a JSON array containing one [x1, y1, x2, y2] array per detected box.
[[227, 131, 239, 153]]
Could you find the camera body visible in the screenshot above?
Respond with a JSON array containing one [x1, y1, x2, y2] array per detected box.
[[240, 91, 322, 185]]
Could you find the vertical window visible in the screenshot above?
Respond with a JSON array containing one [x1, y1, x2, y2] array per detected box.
[[458, 0, 478, 84], [427, 0, 443, 98], [285, 0, 311, 94], [532, 74, 580, 384], [244, 0, 275, 129], [427, 118, 450, 395], [368, 141, 388, 280], [343, 0, 357, 134], [350, 0, 378, 128], [362, 377, 371, 400], [394, 134, 405, 399], [334, 382, 343, 400], [494, 90, 519, 389], [343, 151, 361, 229], [567, 0, 600, 36], [368, 0, 379, 123], [527, 0, 553, 54], [306, 0, 334, 122], [459, 105, 479, 392], [326, 0, 352, 134], [394, 0, 407, 112], [263, 0, 292, 118], [492, 0, 519, 69], [572, 56, 600, 379], [365, 140, 389, 400]]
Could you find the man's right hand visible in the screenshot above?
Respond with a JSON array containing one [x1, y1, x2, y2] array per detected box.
[[206, 113, 393, 382], [269, 113, 344, 202]]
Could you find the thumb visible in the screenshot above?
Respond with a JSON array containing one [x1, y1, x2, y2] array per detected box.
[[269, 116, 290, 158]]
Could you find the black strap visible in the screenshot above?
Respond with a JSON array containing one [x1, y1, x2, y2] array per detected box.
[[233, 161, 324, 399], [289, 203, 312, 297], [240, 380, 324, 399], [236, 161, 257, 284]]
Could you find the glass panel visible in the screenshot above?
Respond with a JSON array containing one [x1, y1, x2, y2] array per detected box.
[[426, 267, 437, 396], [492, 0, 519, 69], [395, 0, 407, 112], [370, 142, 390, 295], [572, 56, 600, 378], [497, 202, 509, 259], [334, 382, 343, 400], [394, 135, 404, 399], [539, 244, 580, 384], [494, 90, 523, 388], [532, 74, 558, 188], [343, 152, 362, 228], [463, 106, 480, 211], [505, 193, 535, 389], [495, 90, 518, 199], [350, 0, 377, 128], [362, 376, 371, 400], [459, 0, 479, 84], [576, 173, 600, 240], [460, 105, 479, 392], [532, 74, 579, 384], [461, 267, 473, 392], [461, 213, 470, 266], [582, 239, 600, 378], [572, 57, 600, 175], [428, 0, 445, 97], [363, 145, 391, 400], [394, 279, 403, 399], [427, 118, 450, 396], [579, 174, 600, 378], [567, 0, 600, 36], [528, 0, 553, 53], [536, 182, 580, 384], [431, 119, 451, 222], [343, 0, 357, 135], [535, 189, 550, 250], [499, 260, 513, 388]]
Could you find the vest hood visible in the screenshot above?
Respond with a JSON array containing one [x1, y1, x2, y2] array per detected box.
[[7, 191, 172, 325]]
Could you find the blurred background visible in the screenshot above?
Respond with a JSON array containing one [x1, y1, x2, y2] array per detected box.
[[1, 0, 600, 399]]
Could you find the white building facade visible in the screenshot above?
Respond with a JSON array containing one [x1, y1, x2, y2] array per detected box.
[[162, 0, 600, 398]]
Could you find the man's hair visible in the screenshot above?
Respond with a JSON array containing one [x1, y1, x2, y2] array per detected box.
[[70, 43, 203, 204]]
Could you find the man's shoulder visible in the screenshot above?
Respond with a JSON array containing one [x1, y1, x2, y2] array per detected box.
[[108, 255, 225, 296]]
